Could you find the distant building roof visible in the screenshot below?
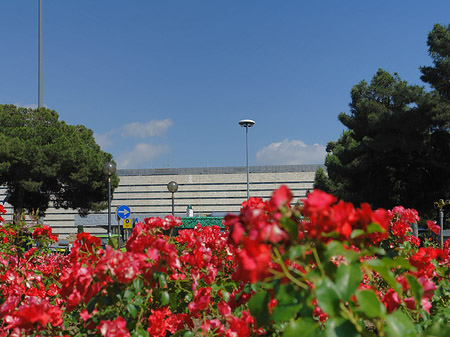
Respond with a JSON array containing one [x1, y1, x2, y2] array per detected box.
[[117, 164, 326, 176]]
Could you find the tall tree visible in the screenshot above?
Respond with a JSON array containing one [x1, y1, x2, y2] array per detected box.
[[314, 69, 450, 215], [420, 23, 450, 130], [420, 23, 450, 101], [0, 105, 119, 217]]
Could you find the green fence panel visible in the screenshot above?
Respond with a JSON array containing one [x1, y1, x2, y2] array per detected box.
[[179, 217, 224, 229]]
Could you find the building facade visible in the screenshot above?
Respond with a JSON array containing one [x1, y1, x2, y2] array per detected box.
[[0, 164, 323, 239]]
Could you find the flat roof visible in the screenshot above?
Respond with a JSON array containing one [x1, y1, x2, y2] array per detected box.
[[117, 164, 326, 176]]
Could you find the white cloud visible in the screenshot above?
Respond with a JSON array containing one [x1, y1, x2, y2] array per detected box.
[[116, 143, 170, 168], [94, 129, 117, 149], [120, 119, 173, 138], [94, 118, 173, 150], [256, 139, 326, 165]]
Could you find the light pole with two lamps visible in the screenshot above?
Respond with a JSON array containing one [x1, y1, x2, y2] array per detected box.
[[103, 162, 116, 237], [238, 119, 255, 200]]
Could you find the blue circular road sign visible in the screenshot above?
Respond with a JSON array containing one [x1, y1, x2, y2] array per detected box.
[[117, 205, 131, 219]]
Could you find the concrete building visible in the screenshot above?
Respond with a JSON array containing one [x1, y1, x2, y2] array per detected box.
[[0, 164, 323, 238]]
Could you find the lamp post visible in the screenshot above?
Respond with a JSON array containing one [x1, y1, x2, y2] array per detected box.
[[103, 162, 116, 237], [238, 119, 255, 200], [434, 199, 450, 248], [38, 0, 43, 108], [167, 181, 178, 216]]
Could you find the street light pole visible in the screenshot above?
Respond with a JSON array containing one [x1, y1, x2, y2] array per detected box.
[[38, 0, 43, 108], [239, 119, 255, 200], [103, 162, 116, 237], [434, 199, 450, 249], [167, 181, 178, 216]]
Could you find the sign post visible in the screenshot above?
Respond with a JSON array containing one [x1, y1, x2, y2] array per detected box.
[[116, 205, 131, 245]]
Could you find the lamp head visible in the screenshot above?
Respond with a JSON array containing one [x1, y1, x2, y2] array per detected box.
[[167, 181, 178, 193], [238, 119, 255, 128], [102, 162, 116, 176]]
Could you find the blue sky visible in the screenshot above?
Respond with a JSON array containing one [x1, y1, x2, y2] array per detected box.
[[1, 1, 450, 169]]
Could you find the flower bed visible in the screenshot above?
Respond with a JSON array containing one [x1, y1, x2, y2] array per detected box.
[[0, 188, 449, 336]]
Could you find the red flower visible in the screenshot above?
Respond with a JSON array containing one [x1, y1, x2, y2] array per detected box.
[[233, 238, 271, 283], [408, 247, 446, 278], [162, 215, 183, 230], [147, 307, 171, 337], [427, 220, 440, 235], [241, 197, 265, 211], [268, 298, 278, 315], [188, 287, 212, 316], [302, 190, 337, 215], [98, 246, 140, 283], [147, 307, 192, 336], [218, 301, 232, 318], [32, 225, 58, 242], [0, 204, 6, 223], [6, 297, 60, 331], [225, 310, 254, 337], [97, 316, 130, 337], [382, 289, 400, 313], [201, 319, 225, 336], [266, 185, 293, 211]]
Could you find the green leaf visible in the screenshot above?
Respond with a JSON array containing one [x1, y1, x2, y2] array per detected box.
[[335, 263, 362, 302], [124, 289, 134, 301], [326, 241, 359, 263], [365, 259, 402, 294], [272, 284, 303, 323], [127, 303, 138, 318], [131, 327, 150, 337], [248, 290, 270, 327], [108, 236, 119, 249], [281, 216, 299, 241], [406, 274, 423, 307], [426, 321, 450, 337], [133, 278, 143, 292], [216, 289, 230, 303], [133, 295, 144, 307], [288, 245, 308, 260], [158, 273, 167, 288], [355, 289, 385, 318], [325, 317, 359, 337], [350, 229, 365, 239], [160, 291, 170, 306], [367, 222, 385, 234], [314, 277, 340, 316], [385, 310, 417, 337], [282, 318, 320, 337], [390, 256, 412, 270], [184, 293, 193, 302]]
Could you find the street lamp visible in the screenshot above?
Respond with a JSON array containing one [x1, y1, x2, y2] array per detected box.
[[434, 199, 450, 248], [103, 162, 116, 237], [167, 181, 178, 216], [238, 119, 255, 200]]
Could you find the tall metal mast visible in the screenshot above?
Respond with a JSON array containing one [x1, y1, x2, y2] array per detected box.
[[38, 0, 43, 108]]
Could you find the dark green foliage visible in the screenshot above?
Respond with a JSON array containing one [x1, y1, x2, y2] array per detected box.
[[315, 23, 450, 216], [420, 23, 450, 102], [0, 105, 119, 216]]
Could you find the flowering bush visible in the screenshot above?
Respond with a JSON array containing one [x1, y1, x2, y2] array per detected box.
[[1, 187, 450, 336]]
